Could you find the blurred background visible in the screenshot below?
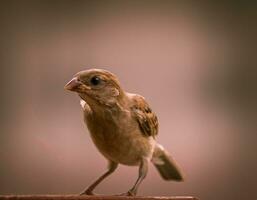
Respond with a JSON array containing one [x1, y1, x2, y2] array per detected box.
[[0, 1, 256, 200]]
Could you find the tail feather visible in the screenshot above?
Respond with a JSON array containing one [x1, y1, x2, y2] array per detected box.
[[152, 144, 184, 181]]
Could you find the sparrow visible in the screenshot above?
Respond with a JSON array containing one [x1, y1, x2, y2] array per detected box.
[[64, 69, 184, 196]]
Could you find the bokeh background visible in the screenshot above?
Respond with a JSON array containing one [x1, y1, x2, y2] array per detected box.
[[0, 1, 256, 200]]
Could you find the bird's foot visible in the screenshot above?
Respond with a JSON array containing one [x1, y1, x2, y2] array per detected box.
[[80, 189, 96, 195], [116, 190, 136, 196]]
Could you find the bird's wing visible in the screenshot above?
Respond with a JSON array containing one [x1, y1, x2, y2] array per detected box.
[[130, 94, 158, 137]]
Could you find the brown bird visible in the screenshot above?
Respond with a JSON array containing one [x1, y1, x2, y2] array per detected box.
[[65, 68, 184, 196]]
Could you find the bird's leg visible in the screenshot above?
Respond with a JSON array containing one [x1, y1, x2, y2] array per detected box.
[[122, 158, 148, 196], [80, 161, 118, 195]]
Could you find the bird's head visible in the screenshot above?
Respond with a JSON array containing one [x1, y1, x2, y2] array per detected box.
[[64, 69, 124, 107]]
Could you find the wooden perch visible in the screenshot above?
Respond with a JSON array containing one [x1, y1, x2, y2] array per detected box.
[[0, 195, 198, 200]]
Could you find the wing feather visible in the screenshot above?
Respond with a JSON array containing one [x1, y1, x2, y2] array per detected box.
[[130, 94, 158, 137]]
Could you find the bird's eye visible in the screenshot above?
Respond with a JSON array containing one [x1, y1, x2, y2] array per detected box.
[[90, 76, 101, 86]]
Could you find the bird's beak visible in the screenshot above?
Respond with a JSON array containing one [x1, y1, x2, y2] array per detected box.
[[64, 77, 81, 91], [64, 77, 90, 92]]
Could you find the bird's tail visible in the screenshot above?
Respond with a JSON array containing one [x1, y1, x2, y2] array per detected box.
[[151, 144, 184, 181]]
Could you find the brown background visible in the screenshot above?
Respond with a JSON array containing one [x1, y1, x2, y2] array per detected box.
[[0, 1, 256, 200]]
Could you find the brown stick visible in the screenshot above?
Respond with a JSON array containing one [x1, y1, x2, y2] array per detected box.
[[0, 195, 198, 200]]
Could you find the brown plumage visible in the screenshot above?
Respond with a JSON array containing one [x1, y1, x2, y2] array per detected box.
[[131, 95, 158, 138], [65, 68, 184, 196]]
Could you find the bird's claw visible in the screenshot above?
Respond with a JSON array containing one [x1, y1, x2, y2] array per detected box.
[[80, 190, 95, 195], [116, 190, 136, 196]]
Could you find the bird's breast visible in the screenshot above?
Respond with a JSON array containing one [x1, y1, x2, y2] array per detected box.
[[84, 109, 155, 165]]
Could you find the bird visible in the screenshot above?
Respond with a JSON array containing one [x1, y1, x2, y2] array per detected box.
[[64, 68, 184, 196]]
